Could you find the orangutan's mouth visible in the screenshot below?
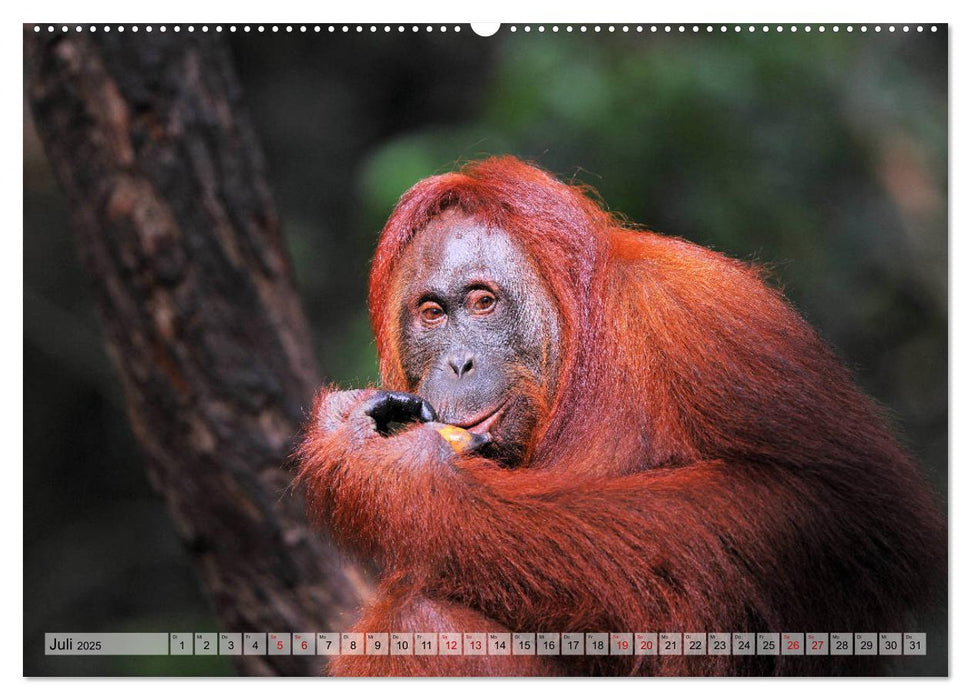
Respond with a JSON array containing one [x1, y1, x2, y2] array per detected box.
[[454, 402, 507, 435]]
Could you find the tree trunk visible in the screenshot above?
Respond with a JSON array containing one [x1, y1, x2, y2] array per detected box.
[[24, 28, 370, 676]]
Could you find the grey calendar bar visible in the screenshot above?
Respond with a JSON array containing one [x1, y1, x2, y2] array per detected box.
[[44, 631, 928, 656]]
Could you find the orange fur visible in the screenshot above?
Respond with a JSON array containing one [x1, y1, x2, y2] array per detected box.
[[298, 157, 944, 676]]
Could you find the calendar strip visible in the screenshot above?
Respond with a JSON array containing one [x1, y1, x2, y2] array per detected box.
[[45, 632, 927, 656]]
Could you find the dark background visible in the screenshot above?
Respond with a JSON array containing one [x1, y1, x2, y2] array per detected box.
[[24, 26, 948, 675]]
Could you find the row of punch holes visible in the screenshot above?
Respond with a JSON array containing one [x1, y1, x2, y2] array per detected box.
[[33, 25, 939, 35]]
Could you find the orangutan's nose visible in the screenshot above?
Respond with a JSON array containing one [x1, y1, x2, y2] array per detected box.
[[447, 351, 475, 379]]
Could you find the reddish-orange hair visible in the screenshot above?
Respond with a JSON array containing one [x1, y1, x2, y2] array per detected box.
[[302, 157, 944, 676], [370, 157, 929, 484]]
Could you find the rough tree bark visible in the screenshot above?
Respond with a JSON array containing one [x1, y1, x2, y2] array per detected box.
[[25, 29, 370, 675]]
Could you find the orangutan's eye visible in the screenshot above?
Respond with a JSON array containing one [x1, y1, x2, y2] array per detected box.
[[418, 301, 446, 326], [468, 290, 497, 315]]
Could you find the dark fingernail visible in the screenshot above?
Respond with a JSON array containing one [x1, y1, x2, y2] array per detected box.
[[468, 432, 491, 450], [419, 401, 437, 422]]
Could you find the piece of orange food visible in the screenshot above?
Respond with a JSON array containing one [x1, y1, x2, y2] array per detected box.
[[435, 425, 479, 453]]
